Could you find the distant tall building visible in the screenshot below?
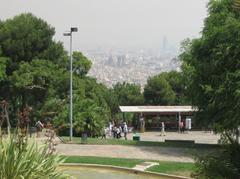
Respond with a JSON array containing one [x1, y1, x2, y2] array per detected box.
[[106, 54, 114, 66], [121, 55, 126, 66], [117, 55, 126, 67], [161, 36, 168, 53], [117, 56, 122, 67]]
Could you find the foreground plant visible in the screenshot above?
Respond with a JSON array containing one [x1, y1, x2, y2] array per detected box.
[[0, 135, 67, 179], [193, 142, 240, 179]]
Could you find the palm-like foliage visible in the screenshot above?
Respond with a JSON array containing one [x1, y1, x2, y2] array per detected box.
[[0, 136, 67, 179], [233, 0, 240, 10], [73, 99, 109, 136]]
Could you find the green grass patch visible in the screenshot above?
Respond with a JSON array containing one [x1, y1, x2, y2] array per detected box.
[[63, 156, 195, 177], [147, 161, 195, 177], [60, 136, 220, 150], [64, 156, 144, 168]]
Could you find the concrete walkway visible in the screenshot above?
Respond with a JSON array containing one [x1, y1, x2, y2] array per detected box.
[[56, 144, 194, 162], [55, 131, 219, 163], [127, 131, 220, 144]]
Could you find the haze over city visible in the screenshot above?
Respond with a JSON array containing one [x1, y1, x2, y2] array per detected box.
[[0, 0, 209, 52], [0, 0, 210, 87]]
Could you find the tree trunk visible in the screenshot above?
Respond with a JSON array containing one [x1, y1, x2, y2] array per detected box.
[[4, 105, 11, 134], [21, 92, 26, 111]]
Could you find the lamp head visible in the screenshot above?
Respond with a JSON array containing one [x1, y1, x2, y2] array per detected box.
[[71, 27, 78, 32], [63, 31, 71, 36]]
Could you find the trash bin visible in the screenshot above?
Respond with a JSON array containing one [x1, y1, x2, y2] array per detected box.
[[29, 127, 37, 138], [133, 133, 140, 141], [81, 133, 88, 144]]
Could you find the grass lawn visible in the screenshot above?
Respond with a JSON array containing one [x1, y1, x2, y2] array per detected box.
[[147, 161, 195, 177], [64, 156, 144, 168], [63, 156, 195, 177], [59, 136, 220, 150]]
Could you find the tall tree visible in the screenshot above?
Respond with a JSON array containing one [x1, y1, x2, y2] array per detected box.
[[180, 0, 240, 135], [161, 71, 187, 105], [72, 51, 92, 77], [144, 75, 175, 105], [0, 13, 112, 136], [0, 13, 55, 63], [0, 57, 8, 82], [11, 60, 68, 108], [180, 1, 240, 178], [113, 82, 144, 106], [0, 13, 66, 101]]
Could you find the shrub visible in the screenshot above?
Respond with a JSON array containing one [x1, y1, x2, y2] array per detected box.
[[193, 143, 240, 179], [0, 135, 67, 179]]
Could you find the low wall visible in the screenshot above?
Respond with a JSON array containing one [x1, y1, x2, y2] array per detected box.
[[60, 163, 192, 179]]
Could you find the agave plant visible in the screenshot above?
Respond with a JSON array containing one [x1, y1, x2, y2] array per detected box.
[[0, 135, 67, 179]]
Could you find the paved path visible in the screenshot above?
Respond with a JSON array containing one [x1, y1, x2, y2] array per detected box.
[[127, 131, 220, 144], [55, 131, 219, 163], [56, 144, 194, 162]]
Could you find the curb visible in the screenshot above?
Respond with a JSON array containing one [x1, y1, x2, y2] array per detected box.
[[60, 163, 192, 179]]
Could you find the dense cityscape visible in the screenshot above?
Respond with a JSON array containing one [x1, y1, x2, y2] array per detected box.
[[1, 0, 240, 178], [85, 43, 180, 88]]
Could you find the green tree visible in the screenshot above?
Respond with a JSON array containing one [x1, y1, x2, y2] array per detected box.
[[180, 0, 240, 178], [113, 82, 144, 106], [72, 51, 92, 77], [160, 71, 188, 105], [0, 13, 67, 125], [0, 13, 114, 138], [0, 13, 55, 63], [53, 77, 111, 136], [0, 57, 8, 81], [104, 88, 119, 117], [180, 0, 240, 134], [144, 75, 175, 105], [11, 60, 68, 109]]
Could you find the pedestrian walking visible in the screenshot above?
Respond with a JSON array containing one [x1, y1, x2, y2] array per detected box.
[[109, 122, 113, 137], [123, 122, 128, 140], [160, 121, 165, 136]]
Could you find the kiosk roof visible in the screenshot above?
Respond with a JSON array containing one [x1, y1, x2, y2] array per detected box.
[[119, 106, 196, 113]]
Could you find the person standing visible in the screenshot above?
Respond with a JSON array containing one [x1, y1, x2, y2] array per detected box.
[[101, 127, 107, 139], [116, 126, 121, 139], [123, 122, 128, 140], [109, 122, 113, 137], [160, 121, 165, 136], [180, 121, 184, 133], [35, 120, 44, 138]]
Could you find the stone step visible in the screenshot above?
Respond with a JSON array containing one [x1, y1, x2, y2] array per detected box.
[[133, 162, 159, 171]]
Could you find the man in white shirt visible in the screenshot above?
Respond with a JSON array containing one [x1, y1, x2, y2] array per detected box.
[[123, 122, 128, 140]]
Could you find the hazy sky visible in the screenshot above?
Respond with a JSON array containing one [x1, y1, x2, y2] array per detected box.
[[0, 0, 209, 52]]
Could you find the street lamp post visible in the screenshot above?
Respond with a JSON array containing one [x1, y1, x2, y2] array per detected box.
[[64, 27, 78, 141]]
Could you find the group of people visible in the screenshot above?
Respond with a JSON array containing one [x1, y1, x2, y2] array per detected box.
[[102, 121, 128, 140]]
